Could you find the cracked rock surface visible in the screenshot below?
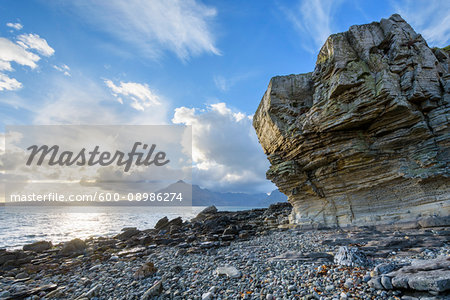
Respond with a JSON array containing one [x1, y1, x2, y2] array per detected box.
[[253, 14, 450, 228]]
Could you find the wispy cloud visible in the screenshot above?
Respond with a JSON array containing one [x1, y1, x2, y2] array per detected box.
[[105, 79, 161, 111], [213, 72, 255, 92], [0, 37, 40, 91], [392, 0, 450, 47], [66, 0, 220, 61], [53, 64, 71, 77], [0, 73, 22, 91], [279, 0, 343, 53], [6, 23, 23, 31], [0, 37, 40, 70], [16, 33, 55, 57]]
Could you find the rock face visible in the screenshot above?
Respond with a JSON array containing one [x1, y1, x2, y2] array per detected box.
[[253, 14, 450, 228]]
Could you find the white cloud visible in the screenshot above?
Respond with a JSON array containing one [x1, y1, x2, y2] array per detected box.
[[6, 23, 23, 30], [393, 0, 450, 47], [65, 0, 220, 60], [17, 33, 55, 57], [53, 64, 71, 76], [105, 80, 161, 111], [172, 102, 274, 193], [0, 60, 13, 71], [279, 0, 343, 53], [0, 73, 22, 91], [0, 32, 54, 91], [0, 36, 43, 91], [0, 37, 40, 69]]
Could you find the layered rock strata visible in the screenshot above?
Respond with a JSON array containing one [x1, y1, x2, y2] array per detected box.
[[253, 14, 450, 227]]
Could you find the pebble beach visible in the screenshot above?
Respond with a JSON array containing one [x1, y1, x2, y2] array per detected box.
[[1, 204, 449, 300]]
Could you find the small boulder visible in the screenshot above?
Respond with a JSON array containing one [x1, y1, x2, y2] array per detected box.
[[115, 228, 141, 241], [216, 265, 241, 278], [418, 216, 450, 228], [59, 238, 86, 256], [134, 262, 157, 279], [223, 225, 239, 235], [334, 246, 370, 267], [200, 205, 217, 215], [15, 272, 28, 279], [23, 241, 52, 252], [381, 276, 393, 289], [193, 206, 218, 221], [373, 262, 397, 275], [154, 217, 169, 230], [368, 277, 384, 290]]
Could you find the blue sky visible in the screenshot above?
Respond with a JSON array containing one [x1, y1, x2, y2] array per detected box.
[[0, 0, 449, 193]]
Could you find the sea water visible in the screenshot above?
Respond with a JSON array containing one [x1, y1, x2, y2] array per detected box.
[[0, 205, 260, 249]]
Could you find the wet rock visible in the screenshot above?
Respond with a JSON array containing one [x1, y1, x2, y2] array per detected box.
[[23, 241, 52, 253]]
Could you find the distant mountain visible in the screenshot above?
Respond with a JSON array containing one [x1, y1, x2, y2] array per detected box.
[[264, 189, 288, 205], [3, 181, 287, 207], [157, 180, 287, 207]]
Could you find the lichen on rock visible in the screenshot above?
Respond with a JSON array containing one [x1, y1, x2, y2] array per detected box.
[[253, 14, 450, 228]]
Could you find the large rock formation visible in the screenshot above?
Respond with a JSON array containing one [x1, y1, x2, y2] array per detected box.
[[253, 14, 450, 228]]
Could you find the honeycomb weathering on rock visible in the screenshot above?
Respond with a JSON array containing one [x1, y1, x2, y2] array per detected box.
[[253, 14, 450, 228]]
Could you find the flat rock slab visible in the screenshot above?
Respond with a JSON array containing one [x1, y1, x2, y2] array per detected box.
[[383, 256, 450, 293], [269, 251, 333, 262]]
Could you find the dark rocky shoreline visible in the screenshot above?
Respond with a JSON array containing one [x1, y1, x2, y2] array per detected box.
[[0, 203, 449, 299]]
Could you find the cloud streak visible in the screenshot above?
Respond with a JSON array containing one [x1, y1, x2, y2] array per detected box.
[[393, 0, 450, 47], [66, 0, 220, 61], [105, 80, 161, 111], [17, 33, 55, 57], [6, 23, 23, 31], [280, 0, 342, 53]]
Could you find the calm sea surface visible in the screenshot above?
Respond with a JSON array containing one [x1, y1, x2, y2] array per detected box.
[[0, 206, 260, 249]]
